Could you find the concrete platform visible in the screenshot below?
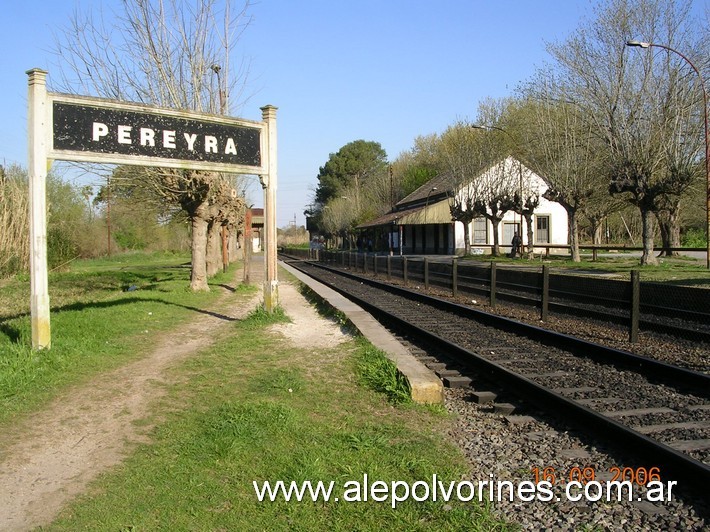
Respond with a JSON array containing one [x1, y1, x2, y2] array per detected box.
[[280, 261, 444, 404]]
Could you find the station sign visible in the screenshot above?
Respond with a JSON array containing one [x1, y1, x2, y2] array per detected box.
[[27, 69, 278, 350], [48, 94, 265, 174]]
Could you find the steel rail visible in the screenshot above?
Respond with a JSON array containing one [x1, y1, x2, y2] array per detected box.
[[285, 258, 710, 491], [296, 259, 710, 392]]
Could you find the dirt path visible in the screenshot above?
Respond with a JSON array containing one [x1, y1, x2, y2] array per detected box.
[[0, 276, 262, 531], [0, 272, 350, 532]]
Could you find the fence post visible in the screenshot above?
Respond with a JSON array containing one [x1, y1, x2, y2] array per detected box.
[[489, 261, 497, 308], [363, 253, 368, 274], [630, 270, 640, 343], [403, 256, 409, 286], [387, 255, 392, 280], [424, 257, 430, 290], [373, 255, 378, 277], [452, 257, 458, 297], [541, 265, 549, 321]]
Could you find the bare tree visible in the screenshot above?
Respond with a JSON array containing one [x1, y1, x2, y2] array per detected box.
[[438, 121, 488, 256], [321, 195, 359, 250], [473, 98, 544, 258], [52, 0, 253, 289], [518, 90, 606, 262], [541, 0, 705, 265], [471, 159, 518, 257]]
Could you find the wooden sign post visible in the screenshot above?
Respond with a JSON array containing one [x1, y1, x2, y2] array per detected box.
[[26, 68, 278, 349]]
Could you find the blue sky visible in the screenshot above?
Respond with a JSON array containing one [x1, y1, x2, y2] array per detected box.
[[1, 0, 706, 227]]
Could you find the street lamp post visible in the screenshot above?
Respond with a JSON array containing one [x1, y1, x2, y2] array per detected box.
[[424, 187, 438, 254], [627, 40, 710, 269], [211, 64, 230, 273]]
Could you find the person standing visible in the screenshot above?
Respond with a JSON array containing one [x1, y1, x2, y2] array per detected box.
[[509, 231, 521, 258]]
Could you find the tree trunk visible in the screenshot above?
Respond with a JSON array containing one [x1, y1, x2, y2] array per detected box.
[[593, 223, 603, 245], [524, 212, 534, 259], [568, 209, 580, 262], [228, 227, 238, 262], [462, 222, 471, 256], [206, 220, 221, 277], [190, 215, 210, 291], [588, 216, 603, 245], [491, 219, 501, 257], [640, 208, 658, 266], [655, 208, 681, 257]]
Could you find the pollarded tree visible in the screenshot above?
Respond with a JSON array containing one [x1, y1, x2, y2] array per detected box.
[[470, 159, 519, 257], [438, 121, 488, 256], [473, 98, 544, 258], [206, 176, 246, 276], [541, 0, 705, 265], [517, 89, 605, 262], [440, 119, 520, 257], [53, 0, 254, 289], [93, 166, 188, 252]]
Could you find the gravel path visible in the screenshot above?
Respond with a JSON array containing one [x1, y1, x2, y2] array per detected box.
[[292, 261, 710, 530], [445, 386, 709, 530]]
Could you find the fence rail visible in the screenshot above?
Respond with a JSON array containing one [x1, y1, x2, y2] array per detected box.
[[281, 248, 710, 344]]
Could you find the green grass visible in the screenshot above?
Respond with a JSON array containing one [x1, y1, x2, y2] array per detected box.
[[355, 342, 412, 405], [47, 302, 510, 531], [0, 251, 238, 425], [1, 251, 511, 530], [460, 252, 710, 285]]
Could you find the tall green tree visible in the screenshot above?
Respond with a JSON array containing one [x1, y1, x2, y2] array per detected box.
[[314, 140, 389, 206], [312, 140, 389, 238]]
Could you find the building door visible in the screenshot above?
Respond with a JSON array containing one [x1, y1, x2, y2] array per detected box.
[[503, 222, 521, 246], [536, 215, 550, 244]]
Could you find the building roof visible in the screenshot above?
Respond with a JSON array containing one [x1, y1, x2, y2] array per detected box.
[[358, 198, 451, 228], [357, 156, 550, 231], [249, 207, 264, 226], [396, 172, 457, 207]]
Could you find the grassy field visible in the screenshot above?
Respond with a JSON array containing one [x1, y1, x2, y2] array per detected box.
[[0, 252, 511, 530], [461, 252, 710, 285], [0, 251, 231, 424]]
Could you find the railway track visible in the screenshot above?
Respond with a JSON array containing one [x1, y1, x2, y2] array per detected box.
[[283, 257, 710, 496], [318, 251, 710, 344]]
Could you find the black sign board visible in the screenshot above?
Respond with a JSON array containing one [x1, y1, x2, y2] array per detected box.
[[52, 101, 261, 168]]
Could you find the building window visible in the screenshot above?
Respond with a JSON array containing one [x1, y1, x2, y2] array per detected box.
[[473, 217, 487, 244], [536, 215, 550, 244]]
